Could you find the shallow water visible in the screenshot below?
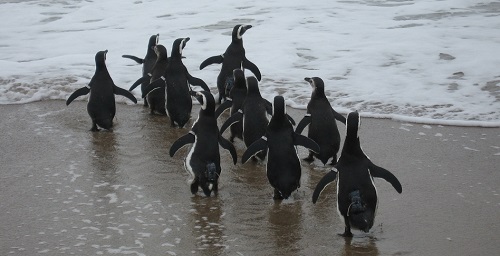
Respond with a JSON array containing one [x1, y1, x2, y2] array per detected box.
[[0, 101, 498, 255]]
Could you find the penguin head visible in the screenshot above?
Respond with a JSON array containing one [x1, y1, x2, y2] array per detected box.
[[304, 77, 325, 96], [233, 68, 246, 89], [233, 24, 252, 40], [149, 34, 159, 49], [172, 37, 190, 58], [95, 50, 108, 69], [154, 44, 168, 60], [272, 95, 287, 118], [191, 90, 215, 114], [346, 111, 360, 138], [245, 76, 261, 96]]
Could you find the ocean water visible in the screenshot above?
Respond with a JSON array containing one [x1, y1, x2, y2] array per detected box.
[[1, 0, 499, 127]]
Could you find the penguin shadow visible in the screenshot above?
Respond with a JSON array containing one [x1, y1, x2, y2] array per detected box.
[[341, 236, 380, 256], [189, 196, 226, 256], [267, 201, 303, 256]]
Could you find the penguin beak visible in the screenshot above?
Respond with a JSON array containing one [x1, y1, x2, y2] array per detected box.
[[304, 77, 314, 87]]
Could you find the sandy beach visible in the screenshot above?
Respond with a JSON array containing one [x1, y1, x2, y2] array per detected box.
[[0, 100, 498, 255]]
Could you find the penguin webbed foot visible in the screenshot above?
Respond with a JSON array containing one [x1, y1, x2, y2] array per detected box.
[[340, 220, 353, 237], [90, 123, 100, 132], [339, 230, 353, 238]]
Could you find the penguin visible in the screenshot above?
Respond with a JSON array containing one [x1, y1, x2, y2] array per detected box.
[[295, 77, 346, 165], [220, 76, 270, 160], [242, 96, 320, 200], [170, 91, 237, 197], [122, 34, 159, 106], [66, 50, 137, 131], [214, 68, 247, 141], [312, 111, 402, 237], [143, 38, 210, 127], [129, 44, 168, 115], [200, 24, 261, 103]]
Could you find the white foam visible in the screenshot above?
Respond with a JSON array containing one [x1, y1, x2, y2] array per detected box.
[[0, 0, 499, 127]]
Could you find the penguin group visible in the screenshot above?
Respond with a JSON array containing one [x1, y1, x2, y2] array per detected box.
[[66, 24, 402, 237]]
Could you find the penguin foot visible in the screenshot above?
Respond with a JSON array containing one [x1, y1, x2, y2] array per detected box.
[[90, 123, 100, 132], [338, 231, 353, 237], [273, 189, 284, 200]]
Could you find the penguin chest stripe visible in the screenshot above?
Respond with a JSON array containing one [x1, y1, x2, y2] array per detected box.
[[185, 135, 197, 184]]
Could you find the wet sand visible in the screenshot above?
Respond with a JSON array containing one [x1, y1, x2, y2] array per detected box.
[[0, 100, 498, 255]]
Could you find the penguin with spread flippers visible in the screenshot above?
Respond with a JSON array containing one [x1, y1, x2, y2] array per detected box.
[[312, 111, 402, 237], [295, 77, 346, 165], [66, 50, 137, 131], [220, 76, 270, 160], [200, 25, 261, 103], [242, 96, 319, 200], [215, 68, 247, 141], [170, 91, 237, 196], [122, 34, 159, 106], [143, 38, 209, 127]]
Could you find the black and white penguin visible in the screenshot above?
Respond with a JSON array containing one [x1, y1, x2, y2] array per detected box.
[[312, 111, 402, 237], [242, 96, 320, 200], [220, 76, 270, 160], [122, 34, 159, 106], [295, 77, 346, 165], [214, 68, 247, 141], [170, 91, 237, 197], [130, 44, 169, 115], [200, 24, 261, 103], [66, 50, 137, 131], [143, 38, 210, 127]]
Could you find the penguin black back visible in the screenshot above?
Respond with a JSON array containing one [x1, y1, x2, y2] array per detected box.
[[200, 24, 261, 103], [295, 77, 345, 165], [66, 50, 137, 131], [312, 111, 402, 237]]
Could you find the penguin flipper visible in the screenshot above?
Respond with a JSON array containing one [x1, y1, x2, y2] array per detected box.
[[293, 133, 320, 154], [114, 85, 138, 104], [142, 78, 165, 98], [66, 86, 90, 106], [187, 73, 210, 91], [242, 137, 268, 164], [219, 110, 243, 134], [129, 75, 149, 91], [170, 132, 195, 157], [369, 162, 402, 193], [332, 108, 346, 124], [215, 99, 232, 118], [200, 55, 224, 70], [243, 58, 261, 81], [295, 115, 311, 134], [312, 170, 338, 204], [122, 55, 144, 64], [219, 135, 237, 165]]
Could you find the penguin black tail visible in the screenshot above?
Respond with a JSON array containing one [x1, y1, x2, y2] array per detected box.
[[347, 190, 374, 233]]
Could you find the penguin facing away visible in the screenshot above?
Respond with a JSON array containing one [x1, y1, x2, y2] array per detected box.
[[220, 76, 270, 160], [242, 96, 320, 200], [122, 33, 159, 106], [295, 77, 346, 165], [200, 24, 261, 103], [143, 38, 210, 127], [214, 68, 247, 141], [66, 50, 137, 131], [169, 91, 237, 197], [129, 44, 169, 115], [312, 111, 402, 237]]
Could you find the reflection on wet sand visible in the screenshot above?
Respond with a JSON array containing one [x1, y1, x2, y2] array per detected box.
[[342, 236, 379, 256], [190, 196, 226, 255], [268, 201, 303, 256]]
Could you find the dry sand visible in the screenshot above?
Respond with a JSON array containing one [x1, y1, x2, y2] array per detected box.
[[0, 100, 498, 255]]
